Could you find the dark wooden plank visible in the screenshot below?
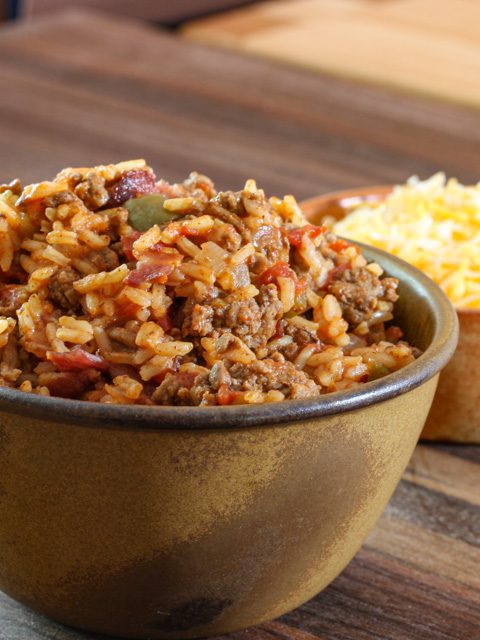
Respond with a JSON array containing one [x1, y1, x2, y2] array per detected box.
[[0, 10, 478, 640], [386, 480, 480, 546], [434, 444, 480, 464]]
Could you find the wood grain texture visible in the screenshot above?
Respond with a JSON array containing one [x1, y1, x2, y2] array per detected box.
[[0, 10, 478, 640], [183, 0, 480, 109]]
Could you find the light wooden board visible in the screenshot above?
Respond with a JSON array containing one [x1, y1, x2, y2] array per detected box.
[[183, 0, 480, 108]]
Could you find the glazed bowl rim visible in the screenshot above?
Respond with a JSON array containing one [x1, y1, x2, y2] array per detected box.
[[301, 185, 480, 318], [0, 242, 458, 430]]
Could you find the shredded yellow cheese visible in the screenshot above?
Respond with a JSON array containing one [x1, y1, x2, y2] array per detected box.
[[333, 173, 480, 309]]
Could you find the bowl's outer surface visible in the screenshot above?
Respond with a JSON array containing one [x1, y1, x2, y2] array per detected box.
[[0, 379, 437, 639], [302, 190, 480, 444]]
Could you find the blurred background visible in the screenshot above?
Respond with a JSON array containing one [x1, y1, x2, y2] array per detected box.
[[3, 0, 256, 23], [2, 0, 479, 111]]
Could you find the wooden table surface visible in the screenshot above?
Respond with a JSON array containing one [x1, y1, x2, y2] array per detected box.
[[183, 0, 480, 110], [0, 9, 479, 640]]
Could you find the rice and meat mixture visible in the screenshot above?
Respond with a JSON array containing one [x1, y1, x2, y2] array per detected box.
[[0, 160, 418, 405]]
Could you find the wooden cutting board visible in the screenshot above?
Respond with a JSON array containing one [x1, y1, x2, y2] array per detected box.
[[183, 0, 480, 108]]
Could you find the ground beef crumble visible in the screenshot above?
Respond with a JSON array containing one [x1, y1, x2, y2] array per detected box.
[[280, 321, 321, 361], [47, 268, 81, 311], [0, 285, 28, 317], [89, 248, 120, 272], [228, 357, 320, 399], [74, 170, 110, 210], [182, 284, 283, 349], [152, 356, 320, 406], [328, 267, 398, 327]]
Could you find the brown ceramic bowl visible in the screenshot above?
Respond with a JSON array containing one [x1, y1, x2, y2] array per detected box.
[[302, 187, 480, 443], [0, 245, 457, 640]]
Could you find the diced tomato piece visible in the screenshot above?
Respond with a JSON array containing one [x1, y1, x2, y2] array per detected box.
[[217, 383, 242, 406], [320, 262, 349, 290], [257, 262, 307, 309], [329, 238, 359, 253], [256, 261, 295, 286], [115, 298, 141, 320], [156, 313, 172, 333], [49, 347, 109, 372], [42, 371, 92, 398], [107, 169, 156, 207], [385, 326, 404, 343], [273, 319, 285, 339], [286, 224, 326, 247], [125, 263, 174, 287], [121, 231, 142, 261]]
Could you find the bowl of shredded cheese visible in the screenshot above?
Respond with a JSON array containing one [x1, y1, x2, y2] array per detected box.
[[302, 174, 480, 443]]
